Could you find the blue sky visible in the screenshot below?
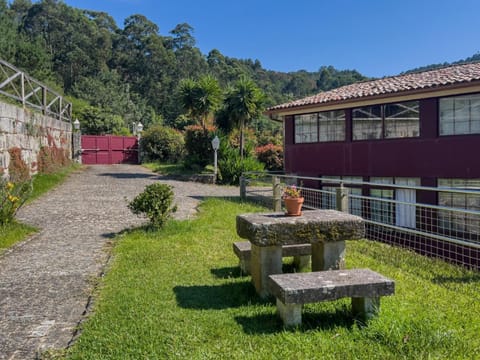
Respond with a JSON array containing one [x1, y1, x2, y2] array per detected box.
[[59, 0, 480, 78]]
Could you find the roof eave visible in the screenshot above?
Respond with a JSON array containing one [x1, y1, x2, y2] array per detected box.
[[266, 80, 480, 118]]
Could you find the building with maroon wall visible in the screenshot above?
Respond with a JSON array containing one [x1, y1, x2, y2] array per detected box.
[[267, 62, 480, 187], [266, 63, 480, 267]]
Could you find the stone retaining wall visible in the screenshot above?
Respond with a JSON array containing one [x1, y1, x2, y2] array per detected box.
[[0, 101, 72, 177]]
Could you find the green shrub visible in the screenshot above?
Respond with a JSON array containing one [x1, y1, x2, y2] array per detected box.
[[255, 143, 284, 171], [128, 183, 177, 229], [218, 140, 264, 185], [140, 125, 185, 163], [0, 179, 32, 225], [184, 125, 216, 168]]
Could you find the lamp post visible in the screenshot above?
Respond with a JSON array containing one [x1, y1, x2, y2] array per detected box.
[[211, 135, 220, 183], [72, 118, 81, 163], [135, 122, 144, 164], [136, 122, 143, 137]]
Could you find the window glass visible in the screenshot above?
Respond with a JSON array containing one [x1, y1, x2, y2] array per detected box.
[[353, 101, 420, 140], [294, 113, 318, 143], [438, 178, 480, 235], [318, 110, 345, 142], [342, 176, 363, 216], [384, 101, 420, 138], [352, 105, 382, 140], [370, 177, 394, 225], [439, 93, 480, 135]]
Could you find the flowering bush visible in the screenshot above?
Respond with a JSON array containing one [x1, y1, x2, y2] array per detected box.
[[0, 178, 32, 225], [255, 143, 283, 171], [282, 184, 302, 199]]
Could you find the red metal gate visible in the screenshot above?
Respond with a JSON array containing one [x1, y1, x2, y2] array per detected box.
[[81, 135, 139, 165]]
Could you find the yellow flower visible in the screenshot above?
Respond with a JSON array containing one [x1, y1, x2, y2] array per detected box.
[[8, 195, 19, 203], [6, 182, 14, 190]]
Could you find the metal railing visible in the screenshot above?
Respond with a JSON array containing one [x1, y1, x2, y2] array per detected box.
[[0, 59, 72, 122], [240, 172, 480, 270]]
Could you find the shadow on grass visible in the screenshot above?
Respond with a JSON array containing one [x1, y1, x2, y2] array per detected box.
[[432, 272, 480, 284], [210, 266, 244, 279], [189, 195, 242, 202], [174, 281, 267, 310], [235, 307, 355, 334]]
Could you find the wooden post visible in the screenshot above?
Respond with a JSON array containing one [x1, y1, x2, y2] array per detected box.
[[336, 183, 349, 213], [273, 176, 282, 212]]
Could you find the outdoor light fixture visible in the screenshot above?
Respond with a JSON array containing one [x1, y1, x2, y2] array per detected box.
[[136, 122, 143, 133], [73, 118, 80, 130], [211, 135, 220, 183]]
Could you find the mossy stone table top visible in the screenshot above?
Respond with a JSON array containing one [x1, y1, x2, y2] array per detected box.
[[236, 209, 365, 247]]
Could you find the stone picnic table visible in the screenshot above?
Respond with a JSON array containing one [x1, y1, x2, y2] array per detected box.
[[236, 209, 365, 297]]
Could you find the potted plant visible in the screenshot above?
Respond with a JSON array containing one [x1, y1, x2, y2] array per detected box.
[[282, 184, 304, 216]]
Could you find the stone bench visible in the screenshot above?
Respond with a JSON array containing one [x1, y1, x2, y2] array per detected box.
[[233, 241, 311, 275], [268, 269, 395, 326]]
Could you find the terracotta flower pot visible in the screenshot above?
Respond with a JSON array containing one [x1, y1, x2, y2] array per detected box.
[[284, 197, 304, 216]]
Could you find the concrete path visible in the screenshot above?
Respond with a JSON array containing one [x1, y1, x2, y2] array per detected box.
[[0, 165, 238, 359]]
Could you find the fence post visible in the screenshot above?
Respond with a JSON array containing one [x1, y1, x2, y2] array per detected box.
[[273, 176, 282, 212], [240, 175, 247, 200], [336, 183, 349, 213]]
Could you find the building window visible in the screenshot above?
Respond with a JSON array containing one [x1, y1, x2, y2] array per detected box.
[[318, 110, 345, 142], [370, 177, 395, 225], [384, 102, 420, 138], [352, 105, 382, 140], [295, 111, 345, 143], [294, 113, 318, 143], [353, 101, 420, 140], [342, 176, 363, 217], [439, 94, 480, 135], [369, 177, 419, 228], [438, 179, 480, 235]]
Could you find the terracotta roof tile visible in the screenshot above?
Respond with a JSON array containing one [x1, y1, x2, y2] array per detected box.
[[268, 62, 480, 112]]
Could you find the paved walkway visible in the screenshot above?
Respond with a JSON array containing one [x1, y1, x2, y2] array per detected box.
[[0, 165, 239, 359]]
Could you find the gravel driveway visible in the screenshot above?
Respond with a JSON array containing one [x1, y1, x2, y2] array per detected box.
[[0, 164, 239, 359]]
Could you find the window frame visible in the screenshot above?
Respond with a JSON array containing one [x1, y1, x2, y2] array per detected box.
[[439, 93, 480, 136], [294, 110, 346, 144], [352, 100, 420, 141]]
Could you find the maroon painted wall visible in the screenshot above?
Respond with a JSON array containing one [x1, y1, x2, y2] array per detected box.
[[284, 98, 480, 179]]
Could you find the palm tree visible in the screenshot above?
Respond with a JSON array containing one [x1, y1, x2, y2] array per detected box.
[[223, 76, 265, 158], [178, 75, 221, 129]]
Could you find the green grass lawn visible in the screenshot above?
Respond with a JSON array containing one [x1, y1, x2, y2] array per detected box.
[[0, 164, 81, 251], [67, 198, 480, 360]]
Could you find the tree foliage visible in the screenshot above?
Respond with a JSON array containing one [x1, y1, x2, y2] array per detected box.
[[222, 77, 265, 158], [0, 0, 370, 135]]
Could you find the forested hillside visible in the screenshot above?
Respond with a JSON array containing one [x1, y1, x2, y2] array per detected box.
[[0, 0, 366, 133], [402, 53, 480, 74]]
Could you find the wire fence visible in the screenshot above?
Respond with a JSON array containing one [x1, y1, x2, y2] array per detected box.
[[241, 172, 480, 270]]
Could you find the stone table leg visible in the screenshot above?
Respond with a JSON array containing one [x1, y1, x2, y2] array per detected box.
[[276, 298, 302, 326], [352, 297, 381, 320], [250, 244, 282, 298], [293, 255, 310, 270], [311, 241, 346, 271]]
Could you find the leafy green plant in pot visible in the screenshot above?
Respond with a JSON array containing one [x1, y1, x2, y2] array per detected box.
[[282, 184, 304, 216]]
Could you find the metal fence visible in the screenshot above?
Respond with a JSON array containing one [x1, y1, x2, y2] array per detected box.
[[240, 172, 480, 270], [0, 59, 72, 122]]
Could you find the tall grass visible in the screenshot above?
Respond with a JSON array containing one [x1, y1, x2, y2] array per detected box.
[[67, 198, 480, 360]]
